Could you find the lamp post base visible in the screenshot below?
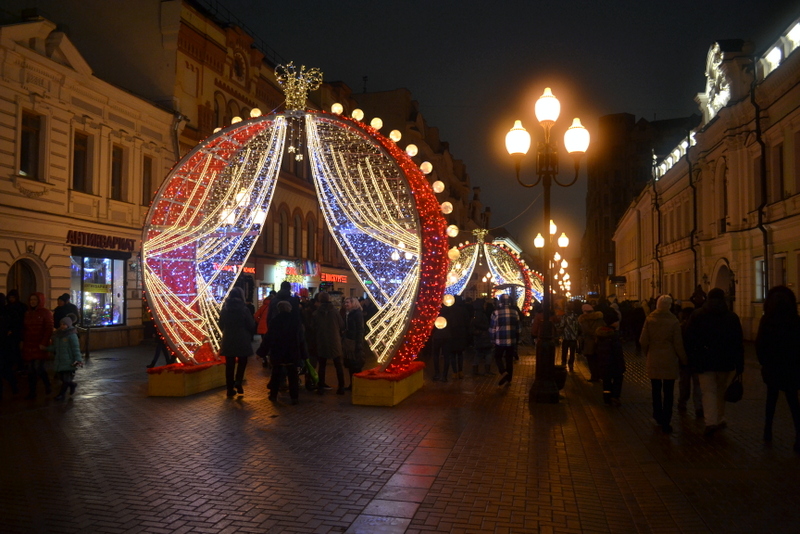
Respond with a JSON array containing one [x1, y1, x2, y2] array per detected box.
[[529, 378, 560, 403]]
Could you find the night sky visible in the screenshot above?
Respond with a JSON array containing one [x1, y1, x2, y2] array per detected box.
[[223, 0, 798, 258]]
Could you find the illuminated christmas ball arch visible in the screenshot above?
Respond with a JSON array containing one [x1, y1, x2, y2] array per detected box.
[[142, 108, 448, 372], [444, 239, 541, 315]]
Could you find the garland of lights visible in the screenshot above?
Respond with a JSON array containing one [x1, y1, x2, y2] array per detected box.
[[142, 65, 449, 371]]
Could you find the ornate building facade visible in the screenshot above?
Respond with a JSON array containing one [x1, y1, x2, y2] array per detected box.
[[615, 15, 800, 338]]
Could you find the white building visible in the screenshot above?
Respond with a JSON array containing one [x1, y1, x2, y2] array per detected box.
[[615, 15, 800, 338], [0, 18, 175, 347]]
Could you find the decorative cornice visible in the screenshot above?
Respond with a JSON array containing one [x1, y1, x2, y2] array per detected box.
[[12, 175, 51, 198]]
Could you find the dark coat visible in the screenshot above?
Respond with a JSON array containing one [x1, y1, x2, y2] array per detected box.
[[471, 309, 492, 350], [756, 314, 800, 390], [344, 307, 365, 358], [684, 297, 744, 373], [447, 301, 472, 353], [53, 302, 80, 327], [312, 302, 344, 359], [595, 326, 626, 377], [219, 293, 255, 359], [23, 292, 53, 361], [257, 311, 303, 365]]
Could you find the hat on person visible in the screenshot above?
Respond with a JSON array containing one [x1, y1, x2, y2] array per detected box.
[[581, 303, 593, 313], [60, 316, 73, 328], [58, 293, 71, 302], [656, 295, 672, 311], [602, 309, 618, 326], [708, 288, 725, 300]]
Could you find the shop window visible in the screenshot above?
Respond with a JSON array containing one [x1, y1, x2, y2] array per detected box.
[[142, 155, 153, 206], [111, 145, 125, 201], [73, 132, 91, 193], [20, 111, 42, 180], [70, 255, 126, 326]]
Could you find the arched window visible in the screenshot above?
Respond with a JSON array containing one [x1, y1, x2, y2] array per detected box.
[[306, 216, 316, 260], [279, 210, 289, 256], [214, 93, 226, 128], [294, 213, 303, 257], [225, 100, 238, 125]]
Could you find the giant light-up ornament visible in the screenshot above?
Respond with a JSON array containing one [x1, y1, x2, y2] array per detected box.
[[444, 229, 540, 315], [142, 63, 448, 372]]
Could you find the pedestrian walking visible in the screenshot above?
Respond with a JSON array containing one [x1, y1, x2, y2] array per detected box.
[[755, 285, 800, 451], [312, 292, 345, 395], [447, 295, 471, 379], [640, 295, 687, 433], [23, 292, 53, 399], [677, 305, 703, 418], [258, 300, 304, 404], [595, 308, 626, 406], [491, 294, 520, 386], [560, 301, 580, 372], [46, 316, 83, 400], [684, 288, 744, 436], [471, 299, 494, 376], [428, 304, 453, 382], [53, 293, 80, 327], [219, 287, 255, 398], [578, 303, 605, 382], [254, 293, 273, 337], [342, 297, 366, 389]]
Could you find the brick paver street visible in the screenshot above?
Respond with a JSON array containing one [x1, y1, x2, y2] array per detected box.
[[1, 339, 799, 533]]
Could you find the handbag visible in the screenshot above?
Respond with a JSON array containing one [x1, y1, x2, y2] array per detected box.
[[724, 372, 743, 403]]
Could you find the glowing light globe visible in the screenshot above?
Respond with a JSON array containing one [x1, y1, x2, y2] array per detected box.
[[447, 272, 459, 284], [250, 108, 262, 118], [446, 225, 459, 237], [213, 127, 221, 133], [389, 130, 402, 142], [420, 161, 433, 174], [432, 180, 445, 193], [435, 316, 447, 329], [405, 144, 418, 157], [443, 294, 455, 307], [441, 201, 453, 214], [391, 250, 400, 261], [447, 247, 461, 261], [231, 116, 242, 124], [370, 117, 383, 130], [331, 103, 344, 115], [351, 108, 364, 121]]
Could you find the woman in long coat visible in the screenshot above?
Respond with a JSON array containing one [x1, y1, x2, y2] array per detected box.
[[343, 297, 366, 389], [640, 295, 687, 433], [219, 287, 255, 398], [258, 300, 304, 404], [756, 285, 800, 451], [23, 292, 53, 399], [312, 292, 345, 394]]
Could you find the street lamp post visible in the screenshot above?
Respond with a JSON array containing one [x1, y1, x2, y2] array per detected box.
[[505, 87, 589, 403]]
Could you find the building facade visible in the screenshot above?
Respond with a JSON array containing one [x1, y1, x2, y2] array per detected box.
[[614, 15, 800, 338], [0, 18, 175, 347]]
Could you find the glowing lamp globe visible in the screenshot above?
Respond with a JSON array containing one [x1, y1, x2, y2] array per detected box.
[[331, 103, 344, 115], [561, 259, 568, 268], [549, 219, 557, 235], [351, 108, 364, 121], [420, 161, 433, 174], [564, 118, 590, 154], [404, 251, 413, 260], [391, 250, 400, 261], [441, 201, 453, 214], [231, 116, 242, 124], [446, 225, 459, 237], [435, 316, 448, 329], [213, 127, 221, 133], [432, 180, 445, 193], [370, 117, 383, 130], [250, 108, 262, 118], [406, 144, 418, 157], [443, 294, 455, 307], [389, 130, 402, 142], [447, 247, 461, 261], [534, 233, 545, 248], [535, 87, 560, 125], [447, 272, 459, 284], [553, 251, 562, 261], [505, 120, 531, 155], [558, 232, 569, 247]]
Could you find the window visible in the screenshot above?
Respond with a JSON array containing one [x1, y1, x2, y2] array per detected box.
[[755, 259, 766, 301], [294, 214, 303, 257], [774, 255, 787, 287], [771, 143, 785, 201], [73, 132, 91, 193], [20, 111, 42, 180], [307, 218, 316, 259], [111, 145, 125, 201], [279, 210, 289, 256], [753, 155, 763, 209], [142, 155, 153, 206], [70, 255, 126, 326]]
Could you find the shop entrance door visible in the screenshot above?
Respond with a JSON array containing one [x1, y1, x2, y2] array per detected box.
[[7, 259, 38, 300]]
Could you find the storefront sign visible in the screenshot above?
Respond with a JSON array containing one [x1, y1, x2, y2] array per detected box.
[[321, 272, 347, 283], [213, 263, 256, 274], [83, 283, 111, 293], [67, 231, 136, 252]]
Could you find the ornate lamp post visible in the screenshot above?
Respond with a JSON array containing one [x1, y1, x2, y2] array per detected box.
[[504, 87, 589, 403]]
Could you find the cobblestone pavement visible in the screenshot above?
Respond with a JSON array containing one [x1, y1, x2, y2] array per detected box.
[[1, 339, 799, 533]]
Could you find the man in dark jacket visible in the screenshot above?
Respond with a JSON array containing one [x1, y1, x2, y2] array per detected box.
[[53, 293, 80, 327], [684, 288, 744, 435]]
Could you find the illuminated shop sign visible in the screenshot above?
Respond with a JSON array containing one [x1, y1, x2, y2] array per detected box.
[[320, 272, 347, 283], [66, 230, 136, 252]]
